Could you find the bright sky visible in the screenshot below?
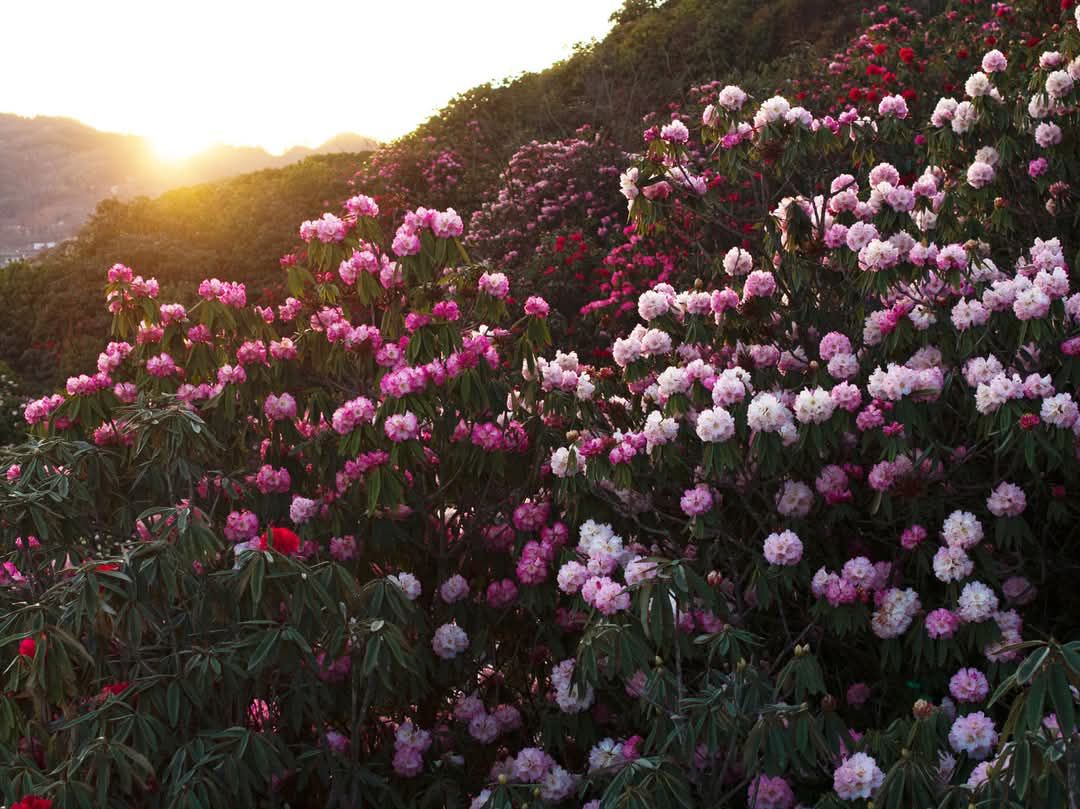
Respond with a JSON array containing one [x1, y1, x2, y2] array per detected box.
[[0, 0, 623, 158]]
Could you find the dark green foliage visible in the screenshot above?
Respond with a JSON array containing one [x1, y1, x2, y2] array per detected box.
[[0, 361, 23, 445]]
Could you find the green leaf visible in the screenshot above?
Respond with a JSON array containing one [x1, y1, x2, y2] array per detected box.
[[1023, 673, 1047, 735], [1016, 646, 1049, 686], [167, 681, 181, 727], [1048, 661, 1075, 737], [1061, 643, 1080, 674], [1013, 741, 1031, 798], [247, 630, 281, 673]]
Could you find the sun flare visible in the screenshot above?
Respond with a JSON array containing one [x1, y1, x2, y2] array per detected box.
[[149, 130, 213, 161]]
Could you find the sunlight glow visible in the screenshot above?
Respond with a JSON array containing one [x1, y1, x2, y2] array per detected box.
[[0, 0, 623, 153], [149, 130, 217, 161]]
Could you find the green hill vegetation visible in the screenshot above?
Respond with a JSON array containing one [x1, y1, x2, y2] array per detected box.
[[0, 153, 365, 391], [0, 112, 376, 256]]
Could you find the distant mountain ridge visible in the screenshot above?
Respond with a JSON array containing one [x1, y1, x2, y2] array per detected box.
[[0, 113, 377, 255]]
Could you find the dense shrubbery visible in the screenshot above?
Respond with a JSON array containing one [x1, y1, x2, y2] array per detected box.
[[3, 2, 1080, 809], [0, 362, 23, 447]]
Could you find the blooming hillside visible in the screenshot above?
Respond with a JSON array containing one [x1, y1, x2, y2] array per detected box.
[[2, 2, 1080, 809], [0, 0, 859, 396]]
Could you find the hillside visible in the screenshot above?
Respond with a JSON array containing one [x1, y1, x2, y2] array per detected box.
[[352, 0, 865, 216], [2, 0, 1078, 805], [412, 0, 859, 147], [0, 113, 377, 259], [0, 0, 866, 395], [0, 152, 367, 392]]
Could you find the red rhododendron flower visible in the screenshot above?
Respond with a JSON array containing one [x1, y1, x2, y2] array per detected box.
[[898, 47, 915, 63], [18, 637, 37, 658], [100, 681, 131, 698], [260, 526, 301, 556], [13, 798, 53, 809]]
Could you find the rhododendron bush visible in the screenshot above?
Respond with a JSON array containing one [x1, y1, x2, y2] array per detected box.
[[3, 2, 1080, 808]]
